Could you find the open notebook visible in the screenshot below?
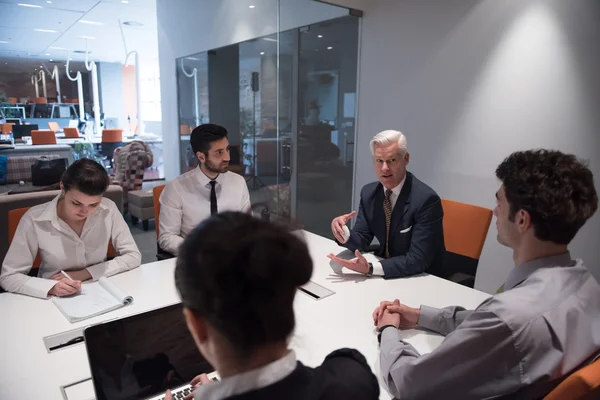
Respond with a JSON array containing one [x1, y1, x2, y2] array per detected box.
[[52, 277, 133, 323]]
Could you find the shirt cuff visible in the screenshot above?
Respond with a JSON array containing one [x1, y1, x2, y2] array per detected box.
[[371, 261, 385, 276], [380, 324, 402, 346], [87, 262, 111, 281], [28, 277, 60, 299], [417, 305, 442, 331]]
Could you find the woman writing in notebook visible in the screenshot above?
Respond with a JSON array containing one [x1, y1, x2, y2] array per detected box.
[[0, 158, 141, 298], [165, 212, 379, 400]]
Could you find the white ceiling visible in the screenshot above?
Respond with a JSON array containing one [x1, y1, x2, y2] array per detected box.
[[0, 0, 158, 73]]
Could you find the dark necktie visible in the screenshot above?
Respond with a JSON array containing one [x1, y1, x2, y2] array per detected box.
[[384, 189, 393, 258], [209, 180, 218, 215]]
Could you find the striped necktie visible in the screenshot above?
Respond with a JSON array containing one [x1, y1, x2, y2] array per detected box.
[[384, 189, 393, 258]]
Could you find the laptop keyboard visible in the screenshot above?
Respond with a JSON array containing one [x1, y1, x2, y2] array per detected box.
[[155, 376, 220, 400]]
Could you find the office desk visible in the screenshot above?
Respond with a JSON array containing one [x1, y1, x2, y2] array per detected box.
[[0, 231, 490, 400]]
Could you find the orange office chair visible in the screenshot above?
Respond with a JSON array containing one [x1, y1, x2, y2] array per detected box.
[[31, 130, 57, 145], [544, 355, 600, 400], [101, 129, 124, 168], [1, 123, 14, 134], [8, 207, 115, 275], [441, 199, 493, 288], [8, 97, 18, 105], [48, 122, 60, 133], [152, 184, 174, 260], [180, 124, 192, 135], [153, 185, 165, 238], [32, 97, 47, 104], [63, 127, 81, 138]]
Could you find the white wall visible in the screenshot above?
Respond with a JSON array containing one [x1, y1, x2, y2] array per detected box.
[[353, 0, 600, 293], [157, 0, 349, 180]]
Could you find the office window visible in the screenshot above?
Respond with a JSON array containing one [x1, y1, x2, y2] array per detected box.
[[140, 61, 162, 122]]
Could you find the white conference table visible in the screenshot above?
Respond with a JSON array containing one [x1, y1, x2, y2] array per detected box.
[[0, 231, 491, 400]]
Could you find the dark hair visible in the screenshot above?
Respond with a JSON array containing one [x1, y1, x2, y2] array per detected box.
[[496, 149, 598, 244], [175, 212, 312, 357], [190, 124, 228, 155], [61, 158, 110, 196]]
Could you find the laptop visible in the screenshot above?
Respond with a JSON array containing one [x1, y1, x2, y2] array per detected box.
[[84, 303, 219, 400], [12, 124, 39, 140]]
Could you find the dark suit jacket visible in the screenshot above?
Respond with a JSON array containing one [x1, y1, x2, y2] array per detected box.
[[223, 349, 379, 400], [343, 172, 446, 279]]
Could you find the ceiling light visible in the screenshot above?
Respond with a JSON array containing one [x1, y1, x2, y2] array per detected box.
[[249, 5, 255, 8], [49, 46, 66, 50], [121, 0, 129, 3], [45, 53, 50, 56], [186, 57, 200, 61], [318, 35, 323, 38], [39, 65, 43, 68], [47, 1, 52, 3], [18, 3, 42, 8], [260, 52, 265, 55], [49, 59, 53, 61], [69, 57, 73, 60], [79, 20, 104, 26], [34, 29, 57, 33], [81, 36, 96, 40], [327, 46, 333, 50], [0, 41, 9, 44]]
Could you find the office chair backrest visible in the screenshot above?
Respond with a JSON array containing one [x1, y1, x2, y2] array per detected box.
[[153, 185, 165, 238], [32, 97, 47, 104], [48, 121, 60, 132], [441, 199, 493, 285], [544, 356, 600, 400], [63, 127, 80, 138], [1, 123, 14, 134], [8, 207, 116, 272], [102, 129, 123, 143], [31, 130, 57, 145], [8, 97, 18, 105]]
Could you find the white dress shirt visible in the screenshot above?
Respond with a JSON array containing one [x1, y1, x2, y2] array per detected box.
[[158, 167, 251, 255], [0, 195, 141, 299], [195, 351, 297, 400], [367, 176, 405, 276]]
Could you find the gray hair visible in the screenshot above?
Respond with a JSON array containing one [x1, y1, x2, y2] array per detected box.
[[369, 130, 408, 156]]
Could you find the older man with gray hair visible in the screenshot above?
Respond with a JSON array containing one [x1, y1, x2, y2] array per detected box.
[[328, 130, 445, 279]]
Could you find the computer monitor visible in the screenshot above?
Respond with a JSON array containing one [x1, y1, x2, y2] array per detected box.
[[85, 303, 215, 400], [12, 124, 39, 139]]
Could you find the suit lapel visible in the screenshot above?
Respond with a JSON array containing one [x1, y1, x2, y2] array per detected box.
[[372, 184, 386, 246], [390, 172, 413, 236]]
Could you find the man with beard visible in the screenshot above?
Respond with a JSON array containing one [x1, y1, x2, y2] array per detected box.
[[158, 124, 251, 255]]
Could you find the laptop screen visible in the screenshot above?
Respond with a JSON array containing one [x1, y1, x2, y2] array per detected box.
[[12, 124, 38, 139], [85, 303, 214, 400]]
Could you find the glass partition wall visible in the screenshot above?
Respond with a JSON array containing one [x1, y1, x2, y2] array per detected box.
[[176, 3, 359, 238]]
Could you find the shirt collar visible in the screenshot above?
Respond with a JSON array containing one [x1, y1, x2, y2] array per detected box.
[[33, 194, 109, 229], [195, 166, 223, 188], [504, 251, 574, 291], [390, 174, 406, 197], [195, 351, 297, 400]]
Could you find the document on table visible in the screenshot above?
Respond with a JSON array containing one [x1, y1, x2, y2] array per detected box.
[[52, 277, 133, 323]]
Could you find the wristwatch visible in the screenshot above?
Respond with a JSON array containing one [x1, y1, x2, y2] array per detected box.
[[366, 262, 373, 276]]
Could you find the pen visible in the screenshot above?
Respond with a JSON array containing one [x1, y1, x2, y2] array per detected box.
[[61, 271, 84, 294], [61, 270, 75, 281]]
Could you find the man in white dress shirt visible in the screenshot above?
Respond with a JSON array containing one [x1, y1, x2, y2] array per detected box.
[[158, 124, 251, 255]]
